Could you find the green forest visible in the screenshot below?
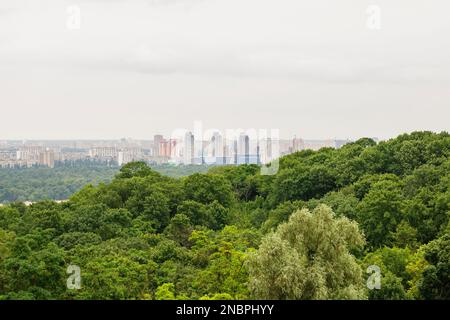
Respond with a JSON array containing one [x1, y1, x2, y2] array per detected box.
[[0, 164, 211, 203], [0, 131, 449, 300], [0, 165, 118, 203]]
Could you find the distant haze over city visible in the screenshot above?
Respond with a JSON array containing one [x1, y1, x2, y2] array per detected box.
[[1, 0, 450, 140], [0, 134, 354, 169]]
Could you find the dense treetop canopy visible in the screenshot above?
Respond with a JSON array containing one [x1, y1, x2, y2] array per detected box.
[[0, 131, 449, 299]]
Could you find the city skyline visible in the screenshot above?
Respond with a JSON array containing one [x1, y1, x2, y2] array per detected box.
[[0, 0, 449, 305], [0, 132, 353, 168]]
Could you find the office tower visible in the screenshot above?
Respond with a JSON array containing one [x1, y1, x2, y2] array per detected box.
[[258, 137, 271, 165], [267, 137, 272, 160], [233, 139, 238, 164], [211, 131, 224, 164], [159, 139, 169, 157], [153, 135, 163, 157], [245, 136, 250, 164], [256, 144, 260, 165], [184, 132, 195, 165], [237, 134, 250, 164], [170, 139, 179, 159]]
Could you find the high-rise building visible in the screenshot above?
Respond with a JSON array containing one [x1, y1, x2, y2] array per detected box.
[[237, 134, 250, 164], [160, 140, 169, 157], [118, 151, 125, 166], [17, 146, 45, 161], [89, 147, 117, 159], [211, 131, 226, 164], [184, 132, 195, 165], [153, 135, 163, 156], [118, 148, 143, 166], [258, 137, 276, 165], [39, 148, 55, 168]]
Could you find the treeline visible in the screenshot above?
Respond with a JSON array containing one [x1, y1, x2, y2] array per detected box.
[[0, 164, 211, 203], [0, 131, 448, 300], [0, 166, 118, 203]]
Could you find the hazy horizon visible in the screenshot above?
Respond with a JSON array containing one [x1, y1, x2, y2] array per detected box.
[[1, 0, 449, 140], [0, 129, 445, 143]]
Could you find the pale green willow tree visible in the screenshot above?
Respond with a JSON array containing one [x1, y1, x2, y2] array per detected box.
[[247, 205, 367, 299]]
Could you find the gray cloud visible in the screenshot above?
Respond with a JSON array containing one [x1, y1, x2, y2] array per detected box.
[[0, 0, 449, 140]]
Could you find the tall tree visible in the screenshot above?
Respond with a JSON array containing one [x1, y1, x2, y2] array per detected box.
[[248, 205, 366, 299]]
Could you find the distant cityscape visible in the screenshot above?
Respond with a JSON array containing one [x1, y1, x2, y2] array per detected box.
[[0, 134, 355, 169]]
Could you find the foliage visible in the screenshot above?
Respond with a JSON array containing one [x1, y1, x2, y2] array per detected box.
[[248, 205, 366, 299], [0, 165, 117, 203], [419, 234, 450, 299], [0, 131, 448, 300]]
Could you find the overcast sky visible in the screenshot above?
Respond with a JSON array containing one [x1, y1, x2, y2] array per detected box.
[[1, 0, 449, 140]]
